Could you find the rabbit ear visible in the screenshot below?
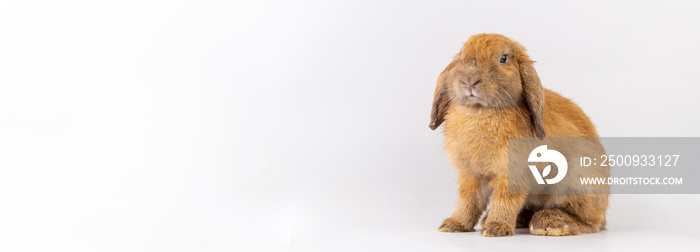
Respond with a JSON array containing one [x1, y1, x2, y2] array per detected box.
[[519, 60, 546, 139], [429, 59, 458, 130]]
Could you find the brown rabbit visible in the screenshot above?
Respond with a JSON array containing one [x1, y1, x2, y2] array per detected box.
[[430, 34, 609, 237]]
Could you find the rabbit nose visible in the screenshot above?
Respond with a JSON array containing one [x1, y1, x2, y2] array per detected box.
[[466, 79, 480, 96]]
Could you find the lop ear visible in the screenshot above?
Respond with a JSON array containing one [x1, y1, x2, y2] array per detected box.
[[519, 60, 546, 139], [429, 59, 458, 130]]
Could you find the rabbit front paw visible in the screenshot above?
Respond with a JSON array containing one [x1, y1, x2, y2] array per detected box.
[[480, 222, 514, 237], [438, 218, 475, 232]]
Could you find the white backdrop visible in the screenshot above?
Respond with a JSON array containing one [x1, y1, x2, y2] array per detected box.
[[1, 0, 699, 251]]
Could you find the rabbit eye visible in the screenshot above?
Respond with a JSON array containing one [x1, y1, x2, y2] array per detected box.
[[500, 55, 507, 63]]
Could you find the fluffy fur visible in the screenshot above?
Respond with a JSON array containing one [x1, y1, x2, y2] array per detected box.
[[430, 34, 609, 237]]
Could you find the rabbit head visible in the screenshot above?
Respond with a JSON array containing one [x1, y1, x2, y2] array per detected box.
[[429, 33, 546, 139]]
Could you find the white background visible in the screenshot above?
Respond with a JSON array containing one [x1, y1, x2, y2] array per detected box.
[[1, 0, 699, 251]]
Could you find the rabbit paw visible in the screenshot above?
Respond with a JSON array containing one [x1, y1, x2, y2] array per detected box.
[[438, 218, 474, 232], [480, 222, 514, 237], [529, 209, 582, 236]]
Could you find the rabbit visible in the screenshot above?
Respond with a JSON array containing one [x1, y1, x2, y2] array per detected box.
[[429, 33, 609, 237]]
